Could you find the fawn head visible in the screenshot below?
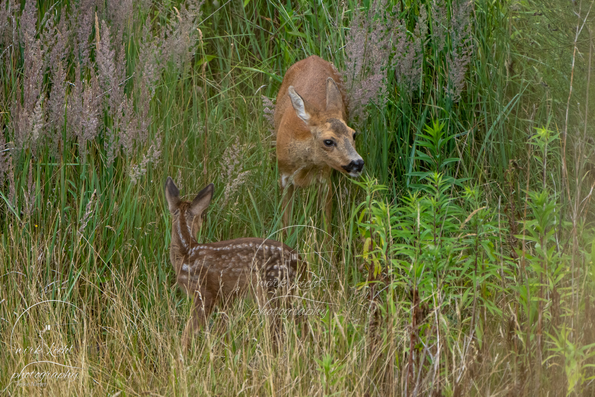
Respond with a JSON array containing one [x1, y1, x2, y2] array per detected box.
[[165, 177, 214, 245], [287, 77, 364, 177]]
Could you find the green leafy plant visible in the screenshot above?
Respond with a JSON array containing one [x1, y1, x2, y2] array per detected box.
[[547, 326, 595, 396]]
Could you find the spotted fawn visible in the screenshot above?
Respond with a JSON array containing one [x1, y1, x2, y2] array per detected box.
[[164, 177, 299, 348]]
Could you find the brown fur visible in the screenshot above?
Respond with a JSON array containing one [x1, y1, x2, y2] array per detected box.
[[274, 55, 363, 228], [164, 177, 299, 349]]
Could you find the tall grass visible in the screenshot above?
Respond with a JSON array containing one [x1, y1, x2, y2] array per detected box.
[[0, 0, 593, 395]]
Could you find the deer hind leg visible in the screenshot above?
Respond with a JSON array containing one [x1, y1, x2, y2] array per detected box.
[[182, 289, 215, 350]]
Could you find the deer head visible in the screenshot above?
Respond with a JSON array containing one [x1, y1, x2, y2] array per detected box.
[[165, 177, 214, 252], [287, 77, 364, 177]]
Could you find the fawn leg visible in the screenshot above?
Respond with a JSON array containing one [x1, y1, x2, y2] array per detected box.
[[269, 268, 298, 350], [182, 316, 199, 351], [268, 289, 284, 352], [182, 290, 215, 350], [254, 279, 283, 350]]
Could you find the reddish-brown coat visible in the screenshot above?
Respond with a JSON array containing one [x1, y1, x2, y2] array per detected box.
[[274, 55, 363, 228]]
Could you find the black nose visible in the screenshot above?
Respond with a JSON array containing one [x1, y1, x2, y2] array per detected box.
[[342, 159, 364, 174]]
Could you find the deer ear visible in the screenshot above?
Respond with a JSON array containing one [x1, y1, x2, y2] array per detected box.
[[165, 177, 181, 214], [189, 183, 214, 217], [325, 77, 344, 116], [288, 86, 312, 124]]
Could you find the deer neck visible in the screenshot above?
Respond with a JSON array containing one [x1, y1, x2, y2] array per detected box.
[[170, 209, 196, 256]]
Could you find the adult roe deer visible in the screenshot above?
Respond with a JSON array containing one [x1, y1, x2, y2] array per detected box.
[[274, 55, 364, 230], [164, 177, 299, 349]]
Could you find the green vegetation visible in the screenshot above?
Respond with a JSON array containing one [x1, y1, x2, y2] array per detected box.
[[0, 0, 593, 395]]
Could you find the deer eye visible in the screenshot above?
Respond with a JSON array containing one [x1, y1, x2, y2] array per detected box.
[[323, 139, 335, 147], [352, 132, 357, 140]]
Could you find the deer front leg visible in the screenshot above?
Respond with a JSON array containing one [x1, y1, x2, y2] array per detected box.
[[323, 177, 333, 234], [281, 181, 294, 233], [316, 177, 334, 258]]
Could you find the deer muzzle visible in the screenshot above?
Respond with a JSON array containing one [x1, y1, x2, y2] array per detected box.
[[342, 158, 364, 177]]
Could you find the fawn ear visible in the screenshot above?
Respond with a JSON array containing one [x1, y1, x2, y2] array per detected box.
[[325, 77, 344, 116], [189, 183, 214, 217], [288, 86, 314, 125], [165, 177, 180, 213]]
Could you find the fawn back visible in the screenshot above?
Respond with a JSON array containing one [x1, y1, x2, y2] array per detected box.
[[164, 177, 299, 348]]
